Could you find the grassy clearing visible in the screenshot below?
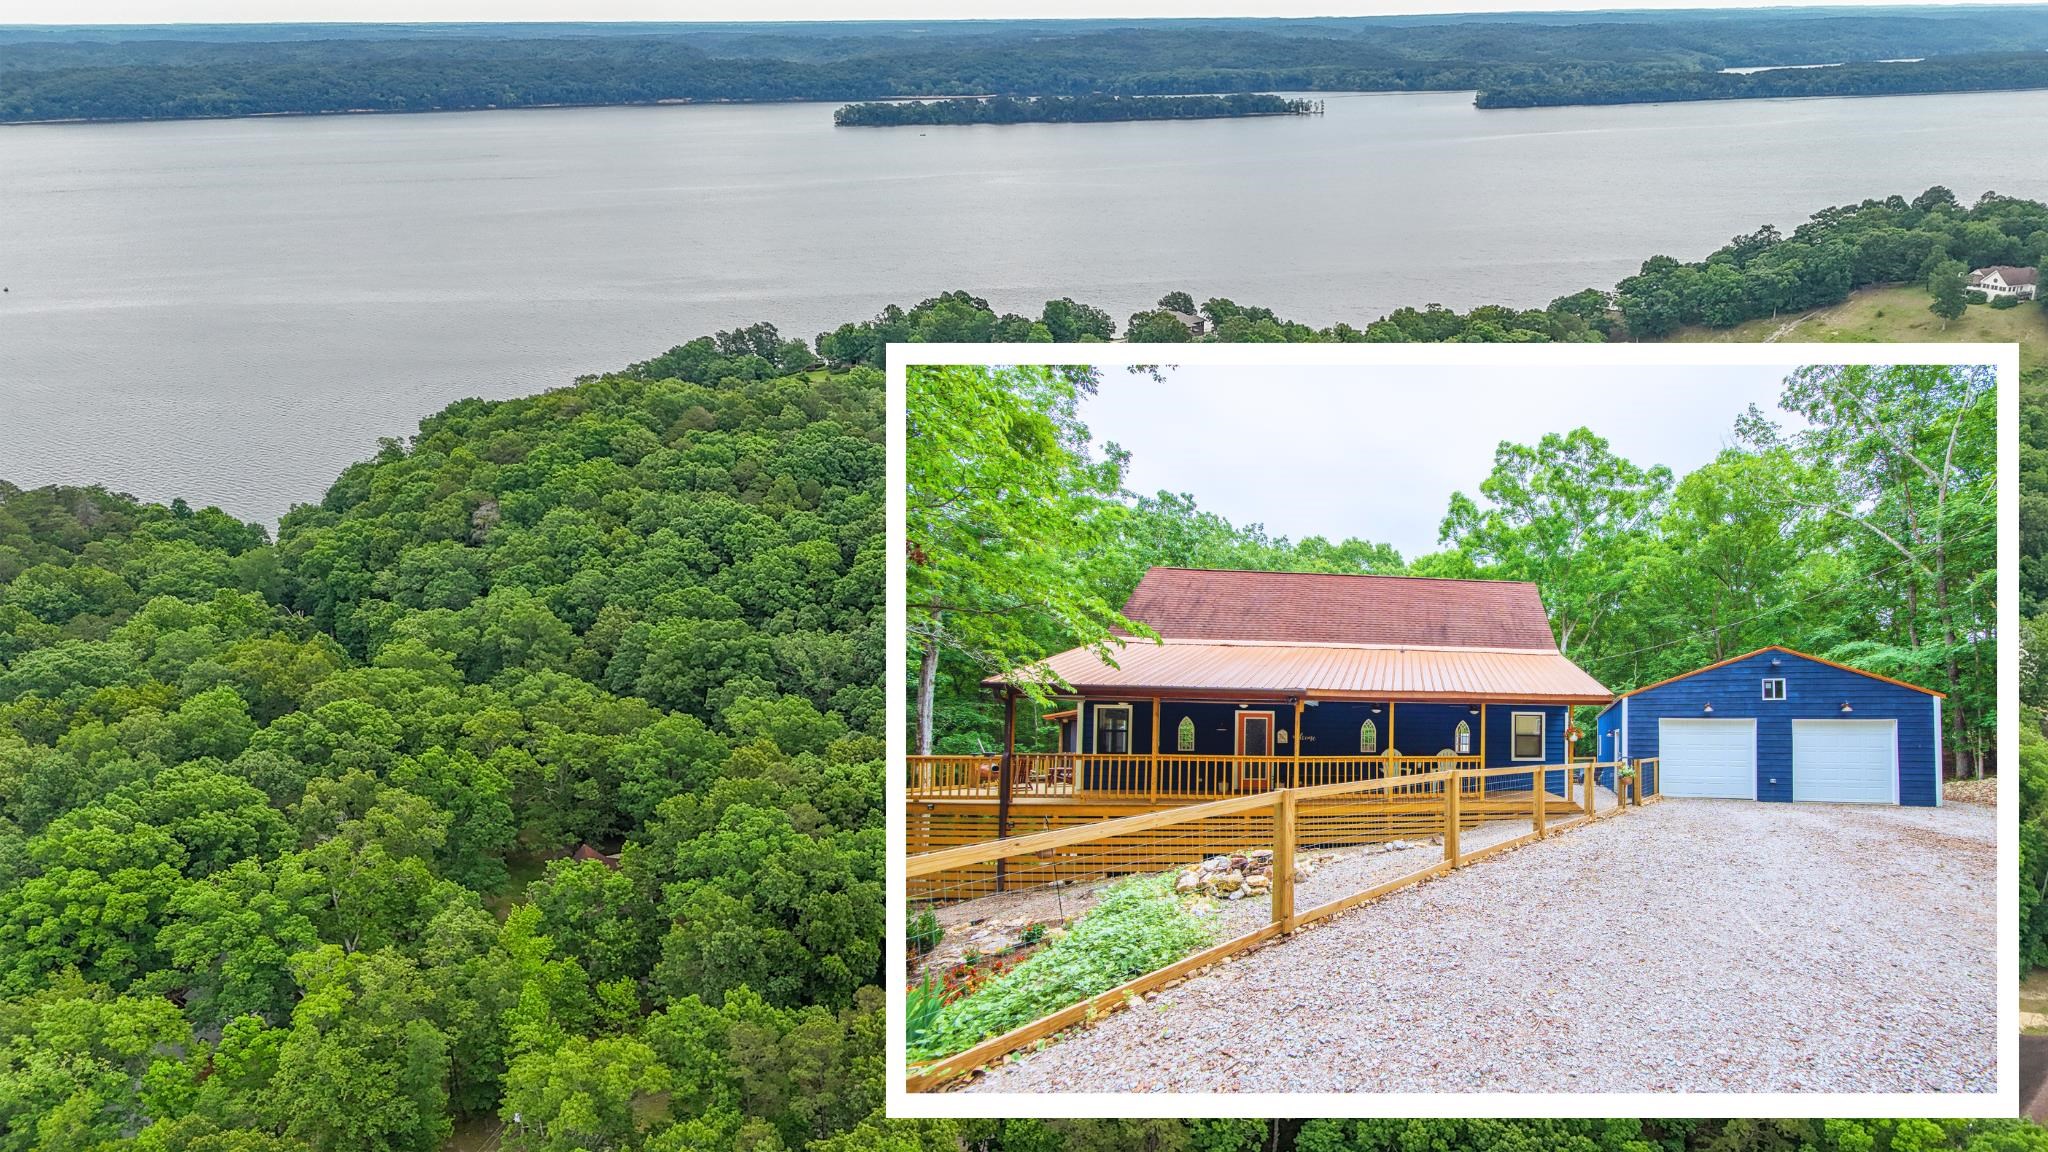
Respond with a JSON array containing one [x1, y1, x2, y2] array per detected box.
[[1666, 284, 2046, 373], [2024, 969, 2048, 1034], [907, 872, 1216, 1062]]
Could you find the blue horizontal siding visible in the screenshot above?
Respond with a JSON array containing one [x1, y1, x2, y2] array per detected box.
[[1065, 697, 1570, 790], [1620, 649, 1938, 806]]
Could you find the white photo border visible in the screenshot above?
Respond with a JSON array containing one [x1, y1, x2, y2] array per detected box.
[[885, 340, 2021, 1120]]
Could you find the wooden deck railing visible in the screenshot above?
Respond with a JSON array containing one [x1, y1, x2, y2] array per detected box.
[[904, 758, 1659, 1091], [906, 751, 1493, 802]]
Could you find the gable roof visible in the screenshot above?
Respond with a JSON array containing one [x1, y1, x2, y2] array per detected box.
[[1968, 265, 2039, 286], [1119, 567, 1560, 651], [1602, 645, 1942, 710], [994, 567, 1611, 703]]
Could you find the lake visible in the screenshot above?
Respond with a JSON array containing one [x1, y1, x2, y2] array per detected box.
[[4, 88, 2047, 526]]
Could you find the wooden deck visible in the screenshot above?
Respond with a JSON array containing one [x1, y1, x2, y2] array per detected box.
[[904, 761, 1663, 1090]]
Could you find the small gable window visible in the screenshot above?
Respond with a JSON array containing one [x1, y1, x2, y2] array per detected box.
[[1454, 720, 1471, 755], [1762, 678, 1787, 701], [1176, 716, 1195, 752], [1360, 719, 1378, 754]]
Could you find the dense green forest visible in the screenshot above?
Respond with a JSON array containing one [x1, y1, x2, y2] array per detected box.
[[5, 9, 2048, 122], [832, 93, 1316, 127], [0, 182, 2037, 1145], [1477, 50, 2048, 107]]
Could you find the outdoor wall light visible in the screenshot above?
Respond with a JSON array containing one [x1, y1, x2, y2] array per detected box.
[[1702, 703, 1715, 714], [1840, 702, 1854, 714], [1468, 704, 1480, 714], [1371, 705, 1383, 714], [1770, 658, 1782, 667]]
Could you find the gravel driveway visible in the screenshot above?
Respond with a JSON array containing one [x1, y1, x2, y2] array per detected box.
[[962, 799, 1996, 1095]]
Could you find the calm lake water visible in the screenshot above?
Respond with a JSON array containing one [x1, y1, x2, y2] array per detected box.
[[4, 89, 2047, 525]]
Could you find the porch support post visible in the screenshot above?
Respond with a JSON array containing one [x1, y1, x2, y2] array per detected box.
[[1389, 701, 1397, 767], [1291, 697, 1303, 786], [1479, 702, 1488, 798], [1150, 697, 1161, 803], [996, 688, 1015, 892]]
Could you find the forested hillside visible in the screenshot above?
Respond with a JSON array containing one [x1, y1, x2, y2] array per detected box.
[[0, 371, 895, 1150], [1476, 50, 2048, 107], [0, 184, 2036, 1147], [5, 8, 2048, 123]]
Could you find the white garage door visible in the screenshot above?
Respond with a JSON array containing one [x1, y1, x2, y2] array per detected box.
[[1657, 718, 1757, 799], [1792, 719, 1896, 804]]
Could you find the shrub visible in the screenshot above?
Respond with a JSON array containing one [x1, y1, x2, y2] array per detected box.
[[907, 909, 942, 957], [908, 873, 1214, 1061], [1992, 295, 2021, 310]]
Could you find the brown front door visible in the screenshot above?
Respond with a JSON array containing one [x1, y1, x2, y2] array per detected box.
[[1237, 711, 1274, 790]]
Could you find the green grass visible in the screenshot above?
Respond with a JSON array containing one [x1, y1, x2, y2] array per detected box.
[[1666, 284, 2047, 374], [2025, 969, 2048, 1035]]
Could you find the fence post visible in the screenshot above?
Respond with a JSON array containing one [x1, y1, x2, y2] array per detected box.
[[1585, 761, 1595, 815], [1444, 770, 1462, 866], [1533, 765, 1547, 838], [1273, 789, 1296, 934]]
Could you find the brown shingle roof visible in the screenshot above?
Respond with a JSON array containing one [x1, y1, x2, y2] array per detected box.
[[1119, 567, 1559, 651], [1968, 265, 2039, 287]]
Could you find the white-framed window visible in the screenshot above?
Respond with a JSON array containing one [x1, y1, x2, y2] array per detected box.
[[1762, 677, 1787, 701], [1454, 720, 1472, 754], [1510, 711, 1544, 761], [1093, 704, 1132, 754], [1360, 719, 1378, 754], [1176, 715, 1195, 752]]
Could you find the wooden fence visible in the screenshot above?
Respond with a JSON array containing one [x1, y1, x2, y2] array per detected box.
[[905, 758, 1661, 1091]]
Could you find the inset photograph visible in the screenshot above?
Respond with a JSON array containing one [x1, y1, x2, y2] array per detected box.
[[891, 348, 2008, 1107]]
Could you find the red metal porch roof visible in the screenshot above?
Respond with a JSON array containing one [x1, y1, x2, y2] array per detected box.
[[1012, 638, 1613, 704]]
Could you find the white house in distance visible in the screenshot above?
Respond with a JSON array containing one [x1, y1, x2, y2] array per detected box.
[[1965, 265, 2039, 301]]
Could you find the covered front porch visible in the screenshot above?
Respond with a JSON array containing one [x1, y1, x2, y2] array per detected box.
[[908, 695, 1581, 805]]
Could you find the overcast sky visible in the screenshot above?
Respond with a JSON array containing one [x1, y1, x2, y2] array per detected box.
[[3, 1, 2006, 23], [1084, 363, 1805, 561]]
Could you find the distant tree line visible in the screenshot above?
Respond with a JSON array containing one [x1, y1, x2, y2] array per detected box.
[[832, 93, 1316, 126], [5, 10, 2048, 122], [670, 189, 2027, 362], [1478, 50, 2048, 107]]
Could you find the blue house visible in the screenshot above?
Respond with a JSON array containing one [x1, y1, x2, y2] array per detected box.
[[986, 567, 1612, 800], [1594, 646, 1943, 807]]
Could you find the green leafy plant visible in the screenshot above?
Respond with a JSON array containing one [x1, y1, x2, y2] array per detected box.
[[905, 971, 945, 1053], [909, 873, 1214, 1062], [1019, 921, 1048, 946], [907, 909, 943, 958]]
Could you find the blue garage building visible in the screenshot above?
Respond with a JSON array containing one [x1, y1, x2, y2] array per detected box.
[[1594, 646, 1943, 807]]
